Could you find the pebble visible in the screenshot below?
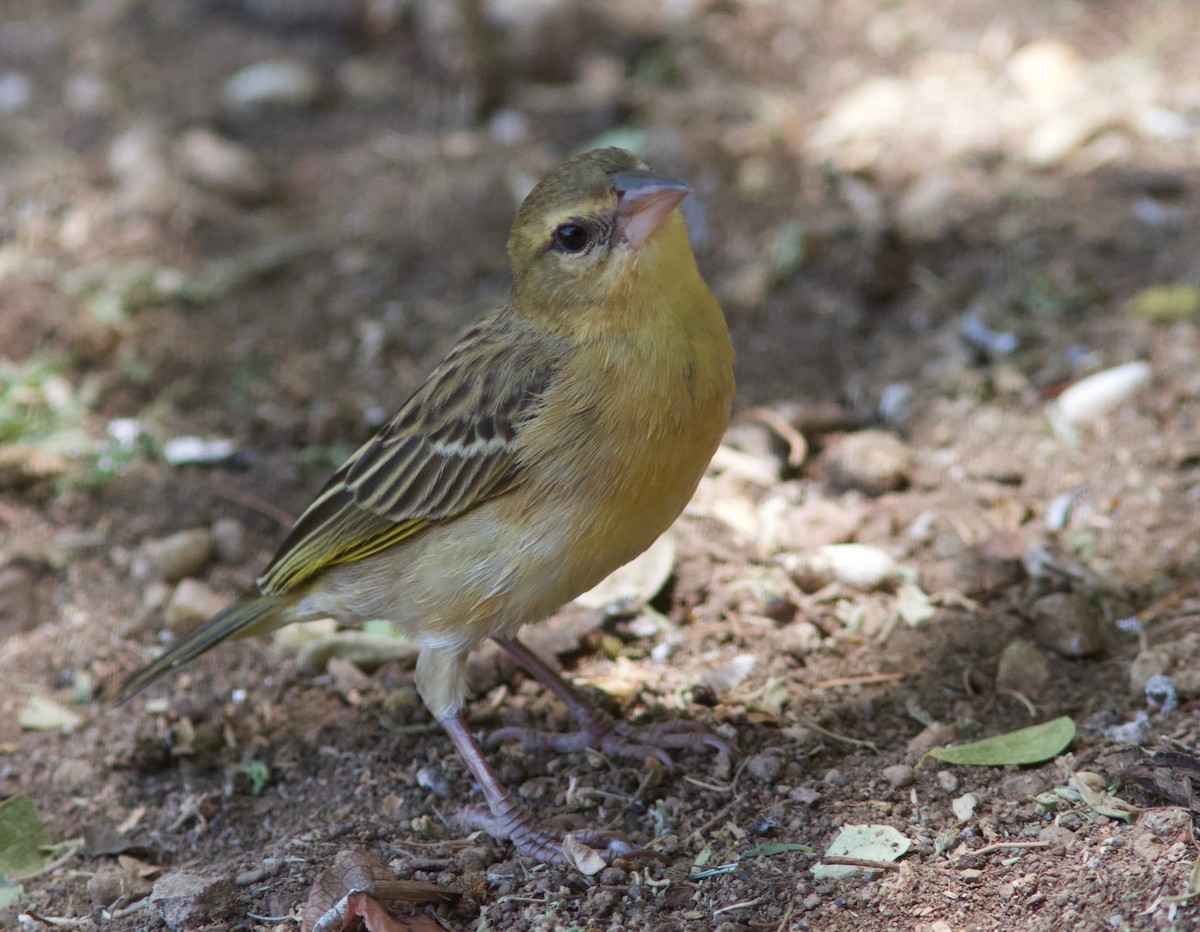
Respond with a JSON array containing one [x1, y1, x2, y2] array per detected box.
[[133, 528, 213, 583], [1007, 39, 1086, 104], [455, 845, 494, 874], [776, 619, 822, 658], [176, 128, 275, 203], [821, 430, 914, 495], [1128, 650, 1170, 694], [1139, 808, 1190, 841], [88, 864, 152, 907], [823, 768, 848, 787], [792, 543, 900, 592], [1030, 592, 1104, 658], [778, 497, 863, 552], [895, 170, 959, 242], [936, 770, 959, 793], [906, 722, 957, 758], [995, 639, 1051, 695], [150, 872, 234, 930], [107, 122, 180, 215], [165, 579, 227, 629], [1038, 824, 1077, 848], [882, 763, 914, 788], [221, 59, 323, 110], [1047, 361, 1152, 434], [952, 792, 980, 823], [52, 757, 97, 791], [745, 752, 784, 783], [998, 773, 1044, 798], [211, 517, 247, 564], [0, 71, 33, 114]]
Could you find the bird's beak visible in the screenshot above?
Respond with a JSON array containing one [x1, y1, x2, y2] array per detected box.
[[613, 171, 691, 251]]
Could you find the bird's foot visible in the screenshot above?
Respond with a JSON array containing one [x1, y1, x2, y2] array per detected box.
[[488, 708, 731, 768], [453, 807, 664, 866]]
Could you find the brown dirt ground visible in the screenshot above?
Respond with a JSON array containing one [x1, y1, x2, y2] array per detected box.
[[2, 1, 1200, 929]]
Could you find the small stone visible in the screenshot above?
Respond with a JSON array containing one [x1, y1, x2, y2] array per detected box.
[[995, 639, 1051, 695], [952, 792, 979, 822], [221, 59, 323, 110], [108, 122, 180, 216], [211, 517, 247, 564], [1037, 824, 1077, 848], [1139, 808, 1190, 841], [882, 763, 914, 788], [777, 619, 822, 658], [1129, 650, 1170, 694], [455, 845, 494, 874], [134, 528, 212, 583], [1030, 592, 1104, 658], [1048, 362, 1153, 431], [936, 770, 959, 793], [823, 768, 848, 788], [1007, 39, 1086, 104], [746, 752, 784, 783], [999, 773, 1044, 798], [176, 128, 275, 203], [165, 579, 227, 629], [820, 430, 913, 495], [150, 872, 235, 930], [895, 170, 960, 242], [0, 71, 33, 114], [52, 758, 97, 791], [792, 543, 899, 592], [1172, 667, 1200, 700], [906, 722, 957, 758], [88, 864, 152, 907], [778, 498, 864, 552]]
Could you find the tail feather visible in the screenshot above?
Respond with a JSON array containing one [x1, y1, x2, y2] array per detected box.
[[114, 597, 278, 702]]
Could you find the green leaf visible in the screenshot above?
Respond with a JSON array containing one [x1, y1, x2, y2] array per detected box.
[[926, 717, 1075, 766], [0, 880, 24, 910], [1129, 285, 1200, 323], [742, 842, 814, 859], [0, 795, 52, 881]]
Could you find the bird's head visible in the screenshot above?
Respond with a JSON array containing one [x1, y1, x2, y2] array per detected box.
[[506, 147, 697, 334]]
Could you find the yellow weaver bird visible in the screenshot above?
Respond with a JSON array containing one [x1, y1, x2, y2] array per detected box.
[[117, 147, 735, 864]]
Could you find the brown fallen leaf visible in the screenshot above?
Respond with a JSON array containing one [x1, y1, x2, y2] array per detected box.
[[301, 849, 457, 932]]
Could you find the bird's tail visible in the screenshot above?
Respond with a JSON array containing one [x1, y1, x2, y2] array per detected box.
[[114, 596, 279, 702]]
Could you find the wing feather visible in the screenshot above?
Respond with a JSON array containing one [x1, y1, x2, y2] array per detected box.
[[257, 314, 559, 595]]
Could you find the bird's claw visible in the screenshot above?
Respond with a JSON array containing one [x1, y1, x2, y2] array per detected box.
[[488, 711, 732, 768], [453, 807, 665, 866]]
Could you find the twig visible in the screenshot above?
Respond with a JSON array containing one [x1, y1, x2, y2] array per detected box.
[[798, 718, 878, 751], [818, 856, 901, 872], [746, 407, 808, 468], [813, 672, 906, 689], [712, 897, 763, 917], [216, 487, 295, 528], [775, 902, 795, 932], [684, 776, 734, 794], [998, 688, 1038, 718], [960, 840, 1049, 859]]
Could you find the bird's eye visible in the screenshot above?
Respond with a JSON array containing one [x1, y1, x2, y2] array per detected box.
[[551, 223, 590, 253]]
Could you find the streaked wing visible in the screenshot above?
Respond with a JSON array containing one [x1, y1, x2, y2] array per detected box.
[[258, 315, 558, 594]]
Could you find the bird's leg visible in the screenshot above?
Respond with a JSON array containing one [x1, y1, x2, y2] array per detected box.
[[488, 636, 731, 766], [439, 713, 654, 864]]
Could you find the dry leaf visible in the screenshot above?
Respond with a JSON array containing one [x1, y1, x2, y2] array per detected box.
[[302, 849, 456, 932]]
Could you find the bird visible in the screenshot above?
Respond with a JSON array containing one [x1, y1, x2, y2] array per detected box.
[[116, 146, 736, 865]]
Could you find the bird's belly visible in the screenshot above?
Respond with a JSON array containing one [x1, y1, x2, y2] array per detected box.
[[306, 502, 610, 645]]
